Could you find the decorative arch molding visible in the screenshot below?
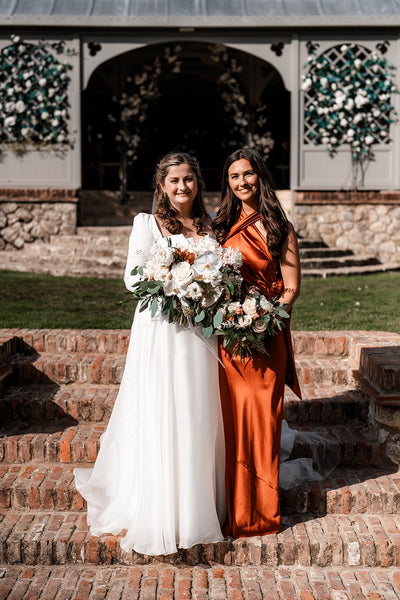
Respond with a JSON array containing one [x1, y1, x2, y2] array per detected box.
[[82, 35, 294, 91]]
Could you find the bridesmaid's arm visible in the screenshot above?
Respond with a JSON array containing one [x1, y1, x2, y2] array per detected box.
[[278, 223, 301, 310]]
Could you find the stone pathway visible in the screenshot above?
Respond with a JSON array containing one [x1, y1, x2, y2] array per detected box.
[[1, 328, 400, 599]]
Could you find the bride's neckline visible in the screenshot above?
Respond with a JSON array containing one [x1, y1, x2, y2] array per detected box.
[[152, 214, 214, 242]]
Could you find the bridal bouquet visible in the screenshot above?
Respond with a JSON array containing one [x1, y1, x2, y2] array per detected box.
[[131, 236, 289, 360]]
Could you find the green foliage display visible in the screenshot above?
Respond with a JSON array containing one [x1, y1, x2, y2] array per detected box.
[[302, 43, 398, 187], [0, 35, 73, 147]]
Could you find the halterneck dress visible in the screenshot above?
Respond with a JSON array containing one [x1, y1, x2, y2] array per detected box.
[[74, 212, 226, 556], [219, 209, 301, 538]]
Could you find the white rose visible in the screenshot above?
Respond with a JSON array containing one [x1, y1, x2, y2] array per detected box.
[[196, 235, 221, 255], [15, 100, 25, 113], [347, 129, 355, 138], [301, 78, 312, 92], [185, 281, 203, 300], [170, 261, 193, 287], [253, 317, 267, 333], [149, 241, 174, 266], [192, 251, 222, 284], [41, 111, 49, 120], [4, 116, 16, 127], [365, 135, 374, 145], [39, 78, 47, 87], [242, 297, 257, 317], [153, 265, 170, 282], [237, 315, 252, 328]]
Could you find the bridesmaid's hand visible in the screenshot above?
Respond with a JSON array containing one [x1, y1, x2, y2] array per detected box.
[[279, 223, 301, 310]]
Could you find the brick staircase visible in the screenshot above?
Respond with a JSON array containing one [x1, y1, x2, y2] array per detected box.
[[1, 328, 400, 598]]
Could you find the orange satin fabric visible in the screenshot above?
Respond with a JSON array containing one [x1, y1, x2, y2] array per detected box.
[[219, 209, 301, 538]]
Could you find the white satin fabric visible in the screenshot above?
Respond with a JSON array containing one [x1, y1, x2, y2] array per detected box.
[[74, 213, 226, 556]]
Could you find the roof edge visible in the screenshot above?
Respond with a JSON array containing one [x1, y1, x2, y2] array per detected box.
[[1, 14, 400, 28]]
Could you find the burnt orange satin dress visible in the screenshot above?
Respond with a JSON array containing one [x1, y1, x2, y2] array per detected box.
[[219, 209, 301, 538]]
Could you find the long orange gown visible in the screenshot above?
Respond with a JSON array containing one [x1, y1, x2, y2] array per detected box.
[[219, 209, 301, 538]]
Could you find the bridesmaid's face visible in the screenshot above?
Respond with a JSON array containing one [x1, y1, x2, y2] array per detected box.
[[161, 163, 198, 213], [228, 159, 259, 208]]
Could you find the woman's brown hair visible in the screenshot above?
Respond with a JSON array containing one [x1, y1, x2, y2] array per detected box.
[[212, 147, 289, 257], [154, 152, 209, 235]]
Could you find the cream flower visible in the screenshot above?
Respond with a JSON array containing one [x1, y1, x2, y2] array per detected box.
[[171, 260, 193, 282], [237, 315, 252, 328], [242, 297, 257, 317]]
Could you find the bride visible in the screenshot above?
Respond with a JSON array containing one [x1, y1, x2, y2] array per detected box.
[[74, 152, 226, 556]]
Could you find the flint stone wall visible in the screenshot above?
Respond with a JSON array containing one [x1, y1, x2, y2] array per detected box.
[[295, 191, 400, 263], [0, 190, 78, 250]]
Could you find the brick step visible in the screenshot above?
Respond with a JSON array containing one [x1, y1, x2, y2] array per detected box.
[[7, 353, 355, 387], [1, 564, 400, 600], [0, 253, 125, 274], [0, 385, 117, 424], [298, 239, 328, 249], [0, 423, 383, 466], [10, 240, 128, 259], [0, 329, 131, 356], [1, 510, 400, 567], [303, 262, 400, 278], [6, 328, 398, 359], [300, 247, 354, 259], [0, 384, 368, 425], [76, 226, 132, 236], [0, 329, 370, 358], [301, 255, 381, 270], [1, 464, 399, 515]]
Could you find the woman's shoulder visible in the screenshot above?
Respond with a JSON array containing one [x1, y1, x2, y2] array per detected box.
[[131, 212, 155, 230]]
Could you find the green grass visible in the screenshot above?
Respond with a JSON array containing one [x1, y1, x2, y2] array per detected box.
[[1, 269, 399, 332], [292, 271, 400, 333]]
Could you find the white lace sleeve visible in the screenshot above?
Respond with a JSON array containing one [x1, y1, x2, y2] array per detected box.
[[124, 213, 156, 291]]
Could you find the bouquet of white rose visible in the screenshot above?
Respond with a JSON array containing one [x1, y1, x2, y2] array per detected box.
[[130, 236, 243, 338], [130, 236, 289, 360]]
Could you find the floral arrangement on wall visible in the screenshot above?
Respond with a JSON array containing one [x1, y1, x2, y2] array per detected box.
[[302, 43, 398, 187], [0, 35, 73, 149], [108, 45, 182, 202], [209, 44, 274, 160]]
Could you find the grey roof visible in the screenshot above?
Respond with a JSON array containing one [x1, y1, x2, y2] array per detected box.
[[0, 0, 400, 27]]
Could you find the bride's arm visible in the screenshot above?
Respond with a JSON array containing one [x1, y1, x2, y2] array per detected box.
[[124, 214, 155, 291], [278, 223, 301, 310]]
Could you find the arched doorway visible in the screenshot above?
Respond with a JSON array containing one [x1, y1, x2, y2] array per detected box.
[[81, 41, 290, 216]]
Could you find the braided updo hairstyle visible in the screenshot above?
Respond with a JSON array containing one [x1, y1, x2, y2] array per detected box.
[[153, 152, 209, 235]]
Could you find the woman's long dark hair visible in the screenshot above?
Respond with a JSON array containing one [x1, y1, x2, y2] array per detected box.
[[212, 148, 289, 257], [154, 152, 209, 235]]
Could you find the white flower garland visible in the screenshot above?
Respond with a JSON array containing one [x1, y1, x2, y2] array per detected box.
[[302, 43, 398, 186], [0, 35, 73, 148]]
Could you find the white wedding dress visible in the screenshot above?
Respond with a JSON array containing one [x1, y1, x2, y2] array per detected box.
[[74, 213, 226, 556]]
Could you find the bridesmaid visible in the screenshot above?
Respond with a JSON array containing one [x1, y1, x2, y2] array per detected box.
[[213, 147, 302, 538]]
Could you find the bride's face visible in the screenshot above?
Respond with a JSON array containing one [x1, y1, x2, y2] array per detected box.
[[161, 163, 198, 213]]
